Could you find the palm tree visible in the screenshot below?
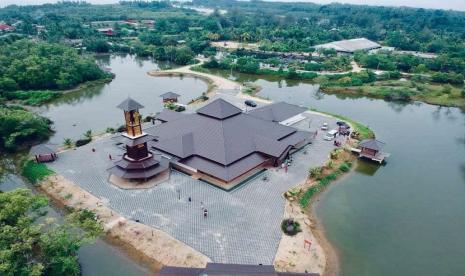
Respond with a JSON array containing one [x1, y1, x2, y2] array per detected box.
[[84, 130, 92, 140], [240, 32, 251, 43], [63, 138, 73, 149]]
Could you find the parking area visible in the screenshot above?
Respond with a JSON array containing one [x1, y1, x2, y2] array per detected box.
[[48, 110, 343, 265]]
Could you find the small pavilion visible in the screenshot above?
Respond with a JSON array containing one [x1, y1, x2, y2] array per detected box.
[[30, 144, 57, 163], [357, 139, 390, 163], [160, 92, 181, 103]]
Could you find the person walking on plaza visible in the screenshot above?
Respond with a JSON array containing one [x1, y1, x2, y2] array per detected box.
[[204, 208, 208, 218]]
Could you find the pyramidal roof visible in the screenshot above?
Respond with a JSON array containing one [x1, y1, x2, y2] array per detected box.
[[196, 98, 242, 119], [117, 97, 144, 111], [159, 91, 181, 99], [359, 139, 385, 151]]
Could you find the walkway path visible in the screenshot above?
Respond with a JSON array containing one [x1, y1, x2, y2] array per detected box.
[[148, 61, 272, 104]]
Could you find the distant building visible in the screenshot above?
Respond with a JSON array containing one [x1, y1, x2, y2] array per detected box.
[[160, 91, 181, 103], [0, 24, 13, 32], [97, 28, 114, 36], [314, 38, 381, 54]]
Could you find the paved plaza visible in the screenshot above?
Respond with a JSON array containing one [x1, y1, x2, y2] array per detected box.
[[48, 112, 343, 265]]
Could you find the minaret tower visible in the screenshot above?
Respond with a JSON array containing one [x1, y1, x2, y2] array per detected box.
[[108, 97, 168, 183]]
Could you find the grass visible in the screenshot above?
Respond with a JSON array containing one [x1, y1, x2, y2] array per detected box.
[[2, 90, 59, 106], [323, 80, 465, 108], [310, 108, 375, 140], [299, 161, 353, 208], [22, 160, 54, 184]]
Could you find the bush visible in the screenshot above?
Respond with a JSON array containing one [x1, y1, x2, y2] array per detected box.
[[339, 162, 352, 172], [281, 219, 302, 236], [105, 127, 115, 134], [75, 138, 91, 147], [22, 160, 54, 184], [308, 167, 323, 179]]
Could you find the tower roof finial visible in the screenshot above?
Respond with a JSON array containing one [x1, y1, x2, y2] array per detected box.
[[117, 97, 144, 111]]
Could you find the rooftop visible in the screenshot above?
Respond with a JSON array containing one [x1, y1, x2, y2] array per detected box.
[[314, 38, 381, 53], [146, 99, 311, 182], [117, 97, 144, 111], [248, 101, 307, 123], [30, 144, 55, 156], [359, 139, 385, 151], [159, 91, 181, 99]]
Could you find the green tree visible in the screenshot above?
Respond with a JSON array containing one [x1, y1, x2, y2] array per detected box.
[[0, 106, 52, 151], [0, 189, 103, 276], [84, 129, 92, 140], [63, 138, 73, 148]]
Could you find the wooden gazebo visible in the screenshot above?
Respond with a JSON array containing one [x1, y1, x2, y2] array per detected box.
[[357, 139, 390, 163], [159, 92, 181, 103], [30, 144, 57, 163]]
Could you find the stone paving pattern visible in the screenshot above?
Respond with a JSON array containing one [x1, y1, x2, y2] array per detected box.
[[48, 112, 343, 265]]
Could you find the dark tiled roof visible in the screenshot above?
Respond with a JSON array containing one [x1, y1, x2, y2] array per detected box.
[[279, 130, 313, 145], [107, 156, 169, 179], [359, 139, 385, 151], [160, 263, 319, 276], [155, 109, 187, 122], [30, 144, 55, 156], [117, 97, 144, 111], [196, 98, 242, 119], [159, 91, 181, 99], [247, 102, 307, 122], [182, 153, 267, 182], [145, 99, 311, 182], [147, 112, 295, 165]]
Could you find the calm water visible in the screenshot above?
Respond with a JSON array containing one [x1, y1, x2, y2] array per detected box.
[[245, 77, 465, 276], [37, 54, 206, 144]]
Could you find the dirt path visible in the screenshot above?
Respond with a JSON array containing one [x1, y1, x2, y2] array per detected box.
[[148, 62, 272, 104]]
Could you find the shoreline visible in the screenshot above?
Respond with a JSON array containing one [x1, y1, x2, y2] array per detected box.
[[37, 175, 211, 273]]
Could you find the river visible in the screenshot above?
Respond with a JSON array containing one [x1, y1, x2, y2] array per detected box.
[[2, 56, 465, 275]]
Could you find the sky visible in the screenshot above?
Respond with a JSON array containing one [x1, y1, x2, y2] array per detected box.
[[1, 0, 465, 11]]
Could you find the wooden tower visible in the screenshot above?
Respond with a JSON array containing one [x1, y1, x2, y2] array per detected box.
[[108, 97, 168, 181]]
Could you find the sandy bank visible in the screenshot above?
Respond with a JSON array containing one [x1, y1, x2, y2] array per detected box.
[[148, 63, 272, 104], [38, 175, 211, 272]]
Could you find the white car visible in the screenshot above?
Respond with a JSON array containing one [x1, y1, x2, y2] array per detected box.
[[321, 123, 329, 130], [324, 129, 338, 141]]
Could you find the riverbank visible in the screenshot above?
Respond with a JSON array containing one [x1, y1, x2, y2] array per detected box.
[[322, 80, 465, 109], [37, 174, 211, 272], [148, 63, 272, 105]]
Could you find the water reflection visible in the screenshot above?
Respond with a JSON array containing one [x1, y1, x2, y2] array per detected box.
[[354, 160, 382, 176]]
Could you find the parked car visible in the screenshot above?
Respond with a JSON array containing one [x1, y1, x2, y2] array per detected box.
[[324, 129, 338, 141], [244, 100, 257, 107], [321, 123, 329, 130]]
